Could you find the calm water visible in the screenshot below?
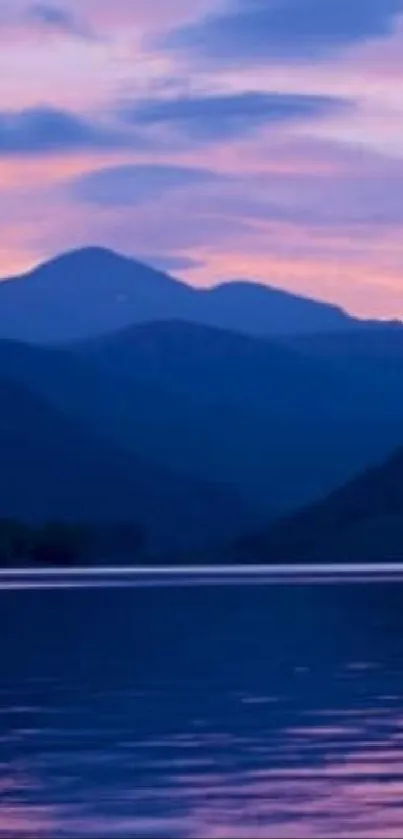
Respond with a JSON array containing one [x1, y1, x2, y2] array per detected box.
[[2, 578, 403, 838]]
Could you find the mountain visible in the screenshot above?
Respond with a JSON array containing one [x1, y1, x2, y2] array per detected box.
[[0, 246, 374, 343], [0, 374, 250, 551], [285, 325, 403, 361], [198, 280, 363, 336], [237, 446, 403, 564], [4, 246, 403, 559], [0, 248, 194, 344], [70, 320, 403, 511], [2, 321, 403, 520]]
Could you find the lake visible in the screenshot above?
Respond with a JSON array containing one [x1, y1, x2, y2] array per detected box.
[[2, 572, 403, 837]]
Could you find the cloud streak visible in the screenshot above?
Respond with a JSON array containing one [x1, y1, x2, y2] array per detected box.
[[140, 254, 205, 271], [25, 3, 94, 39], [0, 106, 146, 155], [71, 136, 403, 229], [123, 91, 349, 141], [164, 0, 403, 64], [0, 92, 335, 157], [73, 163, 223, 205]]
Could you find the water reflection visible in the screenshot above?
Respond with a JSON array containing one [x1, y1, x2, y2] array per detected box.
[[1, 582, 403, 837]]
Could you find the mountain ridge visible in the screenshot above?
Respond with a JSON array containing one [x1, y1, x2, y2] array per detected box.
[[2, 320, 403, 519], [0, 367, 252, 551], [0, 245, 391, 343], [236, 445, 403, 564]]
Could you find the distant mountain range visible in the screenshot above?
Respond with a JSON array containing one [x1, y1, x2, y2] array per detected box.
[[285, 327, 403, 361], [1, 318, 403, 522], [69, 320, 403, 512], [0, 245, 402, 562], [0, 246, 396, 343], [0, 372, 251, 552], [238, 443, 403, 564]]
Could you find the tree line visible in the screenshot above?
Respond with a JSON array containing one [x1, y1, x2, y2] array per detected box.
[[0, 519, 145, 566]]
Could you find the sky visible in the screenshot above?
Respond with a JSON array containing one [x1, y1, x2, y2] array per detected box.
[[3, 0, 403, 316]]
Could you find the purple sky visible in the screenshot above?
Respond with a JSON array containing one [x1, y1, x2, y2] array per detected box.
[[3, 0, 403, 316]]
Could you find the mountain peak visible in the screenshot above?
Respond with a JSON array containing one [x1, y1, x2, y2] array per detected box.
[[32, 246, 137, 274], [0, 244, 377, 344]]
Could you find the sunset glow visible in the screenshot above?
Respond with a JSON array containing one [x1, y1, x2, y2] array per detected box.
[[4, 0, 403, 316]]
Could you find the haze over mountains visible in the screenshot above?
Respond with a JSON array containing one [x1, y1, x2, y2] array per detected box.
[[0, 247, 393, 343], [0, 245, 403, 561]]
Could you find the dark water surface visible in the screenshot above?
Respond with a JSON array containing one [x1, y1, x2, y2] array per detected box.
[[2, 579, 403, 837]]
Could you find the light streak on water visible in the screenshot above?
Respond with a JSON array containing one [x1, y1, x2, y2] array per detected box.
[[1, 563, 403, 589]]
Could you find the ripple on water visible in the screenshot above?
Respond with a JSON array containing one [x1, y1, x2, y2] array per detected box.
[[1, 580, 403, 837]]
